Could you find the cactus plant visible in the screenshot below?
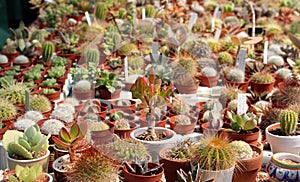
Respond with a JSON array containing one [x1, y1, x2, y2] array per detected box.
[[29, 95, 52, 113], [74, 80, 91, 91], [14, 55, 29, 63], [102, 31, 122, 55], [24, 111, 44, 122], [230, 141, 253, 160], [124, 155, 163, 176], [89, 121, 110, 131], [290, 21, 300, 34], [7, 164, 48, 182], [206, 37, 222, 52], [0, 82, 28, 105], [56, 103, 75, 114], [171, 97, 190, 115], [191, 135, 237, 171], [268, 55, 284, 66], [85, 47, 100, 66], [0, 54, 9, 63], [40, 119, 65, 135], [64, 97, 80, 107], [2, 124, 49, 159], [14, 118, 36, 131], [227, 68, 245, 82], [50, 108, 74, 123], [276, 68, 291, 79], [265, 23, 283, 37], [0, 99, 17, 120], [174, 115, 191, 125], [251, 72, 275, 83], [201, 67, 217, 77], [95, 3, 107, 20], [115, 118, 130, 130], [96, 70, 122, 93], [30, 30, 45, 43], [175, 53, 198, 78], [280, 110, 298, 135], [115, 99, 131, 106], [117, 43, 138, 56], [145, 5, 155, 18], [218, 52, 233, 65], [42, 41, 55, 63], [83, 113, 99, 121]]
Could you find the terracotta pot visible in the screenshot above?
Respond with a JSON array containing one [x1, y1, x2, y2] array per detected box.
[[225, 127, 260, 146], [175, 83, 199, 94], [198, 74, 220, 88], [52, 155, 71, 182], [72, 87, 95, 101], [274, 74, 285, 87], [2, 52, 19, 63], [37, 88, 61, 101], [225, 77, 250, 92], [0, 62, 11, 68], [79, 106, 108, 119], [159, 147, 191, 182], [139, 116, 167, 128], [13, 61, 31, 68], [169, 116, 197, 135], [250, 81, 275, 93], [110, 99, 136, 111], [113, 121, 137, 139], [109, 109, 136, 121], [123, 162, 164, 182], [97, 87, 121, 100], [232, 145, 263, 182], [90, 122, 115, 145], [3, 170, 53, 182]]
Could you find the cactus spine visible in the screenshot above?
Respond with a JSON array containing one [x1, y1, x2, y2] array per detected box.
[[280, 110, 298, 135], [30, 95, 52, 113], [42, 41, 55, 62], [85, 47, 100, 65], [95, 3, 107, 20]]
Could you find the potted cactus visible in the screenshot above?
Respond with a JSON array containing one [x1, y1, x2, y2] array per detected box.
[[266, 109, 300, 154], [72, 80, 95, 101], [41, 41, 55, 67], [37, 88, 61, 101], [2, 124, 50, 172], [224, 68, 250, 92], [1, 38, 19, 63], [29, 95, 52, 118], [13, 55, 31, 68], [95, 70, 122, 99], [250, 72, 275, 93], [110, 99, 136, 112], [168, 96, 191, 117], [112, 118, 137, 139], [79, 99, 108, 119], [274, 68, 291, 87], [0, 54, 10, 68], [169, 115, 197, 135], [198, 66, 220, 88], [89, 121, 115, 145]]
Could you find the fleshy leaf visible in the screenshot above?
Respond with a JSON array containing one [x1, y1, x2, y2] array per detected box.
[[52, 136, 70, 149], [70, 124, 80, 139], [59, 127, 72, 143]]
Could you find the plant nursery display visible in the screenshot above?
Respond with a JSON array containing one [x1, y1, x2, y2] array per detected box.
[[1, 0, 300, 181]]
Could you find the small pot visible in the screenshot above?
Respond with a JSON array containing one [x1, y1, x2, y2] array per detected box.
[[113, 121, 137, 139], [13, 61, 31, 68], [110, 99, 136, 111], [3, 170, 53, 182], [72, 87, 95, 101], [198, 74, 220, 88], [52, 154, 71, 182], [123, 162, 164, 182], [250, 81, 275, 93], [225, 127, 260, 146], [175, 83, 199, 94], [97, 87, 121, 100], [2, 52, 19, 63], [225, 77, 250, 92], [37, 88, 61, 101], [169, 116, 197, 135], [90, 122, 115, 145], [139, 116, 167, 128]]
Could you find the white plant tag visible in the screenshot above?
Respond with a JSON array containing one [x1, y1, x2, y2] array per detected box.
[[85, 11, 91, 26], [152, 42, 159, 55], [142, 8, 146, 20], [215, 28, 222, 39], [263, 41, 269, 64], [211, 6, 219, 32], [189, 12, 198, 30], [237, 48, 247, 72], [124, 56, 128, 81], [237, 94, 247, 115]]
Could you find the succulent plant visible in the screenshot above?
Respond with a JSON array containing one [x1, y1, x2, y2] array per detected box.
[[83, 113, 99, 121], [268, 55, 284, 66], [227, 99, 239, 112], [230, 141, 253, 160], [128, 56, 144, 70], [74, 80, 91, 91], [145, 5, 155, 18], [174, 53, 198, 78], [227, 68, 245, 82], [29, 95, 52, 113], [85, 47, 100, 66], [89, 121, 110, 131], [280, 110, 298, 135], [222, 36, 238, 54], [171, 97, 190, 115], [206, 37, 222, 52], [50, 108, 74, 123], [40, 119, 65, 135], [41, 88, 57, 95], [0, 54, 9, 63], [56, 103, 75, 114], [14, 118, 36, 131], [115, 99, 131, 106], [102, 31, 121, 55], [182, 39, 211, 59], [47, 66, 66, 79], [198, 57, 217, 70], [0, 99, 17, 120], [227, 111, 258, 133], [14, 55, 29, 63], [95, 3, 107, 20], [7, 164, 47, 182], [64, 97, 80, 107], [0, 82, 28, 105], [117, 43, 138, 56], [174, 115, 192, 125], [115, 118, 130, 130], [96, 70, 122, 93], [251, 72, 275, 83], [30, 30, 45, 43], [218, 52, 233, 65], [24, 111, 44, 122], [2, 124, 49, 159], [276, 68, 291, 79], [219, 86, 244, 104], [52, 56, 67, 67], [265, 23, 283, 37], [42, 41, 55, 63], [191, 135, 237, 171], [201, 67, 217, 77], [124, 155, 163, 176], [290, 21, 300, 34]]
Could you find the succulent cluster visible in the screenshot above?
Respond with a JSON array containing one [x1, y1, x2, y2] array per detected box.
[[40, 119, 65, 135], [174, 115, 192, 125], [280, 110, 298, 135], [227, 111, 258, 133]]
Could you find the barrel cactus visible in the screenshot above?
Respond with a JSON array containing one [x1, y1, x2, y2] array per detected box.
[[0, 55, 8, 63], [0, 82, 28, 105], [227, 68, 245, 82], [85, 47, 100, 66], [30, 95, 52, 113], [115, 118, 130, 130], [42, 41, 55, 62], [74, 80, 91, 91], [174, 115, 192, 125], [218, 52, 233, 65], [89, 122, 110, 131], [268, 55, 284, 66], [14, 118, 36, 131], [14, 55, 29, 63], [24, 111, 44, 122], [50, 108, 74, 123], [0, 99, 17, 120], [280, 110, 298, 135], [230, 140, 253, 160], [95, 3, 107, 20], [201, 67, 217, 77]]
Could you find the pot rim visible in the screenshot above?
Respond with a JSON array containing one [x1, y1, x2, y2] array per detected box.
[[271, 152, 300, 169], [266, 123, 300, 139], [52, 154, 70, 173], [7, 150, 50, 162], [131, 127, 176, 144], [159, 146, 191, 162]]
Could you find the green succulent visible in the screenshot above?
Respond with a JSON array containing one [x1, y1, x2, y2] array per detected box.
[[7, 164, 47, 182], [96, 70, 121, 93], [280, 110, 298, 135], [230, 141, 253, 160], [0, 82, 29, 105], [226, 111, 258, 133]]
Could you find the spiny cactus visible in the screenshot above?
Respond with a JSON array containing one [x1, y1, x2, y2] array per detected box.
[[128, 56, 144, 69], [171, 97, 190, 115], [40, 119, 65, 135], [64, 97, 80, 107], [2, 124, 49, 159], [0, 82, 28, 105], [42, 41, 55, 62], [222, 36, 238, 54], [251, 72, 275, 83], [74, 80, 91, 91], [280, 110, 298, 135], [117, 43, 138, 56], [265, 23, 283, 37], [30, 30, 45, 43], [95, 3, 107, 20], [0, 55, 8, 63], [83, 113, 99, 121], [227, 68, 245, 82], [0, 99, 17, 120], [227, 99, 238, 112], [24, 111, 44, 122], [268, 55, 284, 66], [230, 141, 253, 160], [85, 47, 100, 66], [115, 118, 130, 130], [115, 99, 131, 106], [290, 21, 300, 34], [175, 54, 198, 77], [201, 67, 217, 77], [50, 108, 74, 123], [145, 5, 155, 18], [218, 52, 233, 65], [14, 118, 36, 131], [276, 68, 291, 79], [14, 55, 29, 63], [174, 115, 192, 125], [30, 95, 52, 113], [89, 121, 109, 131], [198, 57, 217, 70], [206, 37, 222, 52]]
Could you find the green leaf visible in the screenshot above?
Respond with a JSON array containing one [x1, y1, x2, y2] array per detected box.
[[70, 124, 80, 139], [244, 119, 257, 131], [59, 127, 72, 143]]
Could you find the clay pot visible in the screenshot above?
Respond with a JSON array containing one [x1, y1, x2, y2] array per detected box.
[[169, 116, 197, 135], [123, 162, 164, 182], [139, 116, 167, 128], [79, 106, 108, 119], [232, 145, 263, 182], [72, 87, 95, 101], [226, 127, 260, 146], [110, 99, 136, 111], [198, 74, 220, 88], [113, 121, 137, 139], [175, 83, 199, 94], [97, 87, 121, 100], [37, 88, 62, 101], [13, 61, 31, 68], [250, 81, 275, 93], [274, 74, 285, 87], [90, 122, 115, 145], [0, 62, 11, 68], [3, 170, 53, 182], [109, 109, 136, 121], [2, 52, 19, 63], [159, 147, 191, 182], [225, 77, 250, 92]]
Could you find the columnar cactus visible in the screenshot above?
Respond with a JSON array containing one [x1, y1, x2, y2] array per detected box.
[[42, 41, 55, 62], [14, 55, 29, 63], [280, 110, 298, 135], [85, 47, 100, 66], [95, 3, 107, 20]]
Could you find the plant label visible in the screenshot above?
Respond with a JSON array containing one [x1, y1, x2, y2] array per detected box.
[[215, 28, 222, 39], [85, 11, 91, 26], [189, 12, 198, 30], [211, 6, 220, 32], [237, 48, 247, 72], [152, 41, 159, 59], [237, 93, 247, 115], [263, 41, 269, 64], [142, 8, 146, 20], [25, 90, 30, 112], [124, 56, 128, 80]]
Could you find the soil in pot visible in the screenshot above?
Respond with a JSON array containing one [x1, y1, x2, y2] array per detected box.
[[123, 162, 164, 182], [169, 116, 197, 135]]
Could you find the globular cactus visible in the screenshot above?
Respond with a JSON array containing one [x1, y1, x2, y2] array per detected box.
[[115, 118, 130, 129], [42, 41, 55, 62], [40, 119, 65, 135], [251, 72, 275, 83], [276, 68, 291, 79], [174, 115, 192, 125], [50, 108, 74, 123], [24, 110, 44, 122], [14, 118, 36, 131], [30, 30, 45, 43], [64, 97, 80, 107], [227, 68, 245, 82], [171, 97, 190, 115], [109, 111, 126, 121], [218, 52, 233, 65], [115, 99, 131, 106], [198, 57, 217, 70], [206, 37, 222, 52], [83, 113, 99, 121], [95, 3, 107, 20], [0, 54, 8, 63], [230, 141, 253, 160], [128, 56, 144, 69], [56, 103, 75, 114], [89, 122, 110, 131], [201, 67, 217, 77], [0, 98, 17, 120], [227, 99, 247, 113], [30, 95, 52, 113], [2, 124, 49, 159], [265, 23, 283, 37], [1, 82, 28, 105], [280, 110, 298, 135], [74, 80, 91, 91], [117, 43, 138, 56], [145, 5, 155, 18], [268, 55, 284, 66], [85, 47, 100, 66], [176, 54, 198, 77], [14, 55, 29, 63]]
